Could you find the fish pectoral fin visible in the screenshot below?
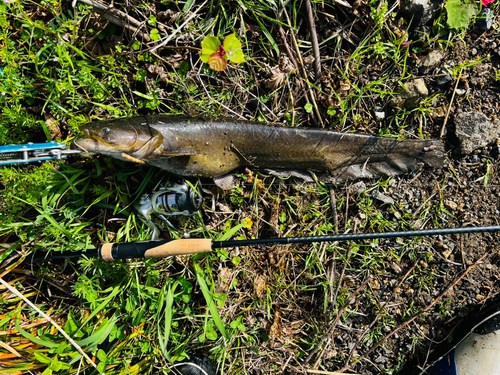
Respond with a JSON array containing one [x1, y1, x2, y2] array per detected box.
[[130, 135, 162, 160]]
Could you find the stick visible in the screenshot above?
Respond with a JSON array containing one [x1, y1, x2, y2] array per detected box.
[[0, 277, 104, 375], [440, 67, 462, 139], [149, 0, 208, 53], [279, 0, 324, 127], [76, 0, 151, 42], [305, 0, 322, 80]]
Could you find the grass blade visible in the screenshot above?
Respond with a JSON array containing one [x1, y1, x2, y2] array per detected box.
[[193, 261, 228, 340]]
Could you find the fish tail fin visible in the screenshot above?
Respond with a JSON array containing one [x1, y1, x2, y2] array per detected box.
[[327, 138, 446, 182]]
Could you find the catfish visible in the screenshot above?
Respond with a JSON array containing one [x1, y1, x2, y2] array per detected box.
[[74, 116, 445, 186]]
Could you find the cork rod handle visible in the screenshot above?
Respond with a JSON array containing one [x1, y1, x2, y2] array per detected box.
[[144, 239, 213, 258]]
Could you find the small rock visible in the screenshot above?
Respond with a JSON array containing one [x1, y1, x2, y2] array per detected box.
[[399, 0, 441, 30], [477, 8, 493, 31], [419, 50, 444, 74], [393, 78, 429, 109], [350, 181, 367, 195], [413, 219, 423, 229], [454, 111, 500, 155], [371, 190, 395, 205], [455, 88, 466, 96], [448, 242, 455, 250], [476, 294, 486, 301], [436, 69, 453, 87], [442, 248, 453, 259], [405, 288, 415, 296], [374, 111, 386, 120], [445, 200, 458, 210], [391, 262, 403, 274]]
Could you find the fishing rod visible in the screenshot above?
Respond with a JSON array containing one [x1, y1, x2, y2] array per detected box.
[[14, 224, 500, 264]]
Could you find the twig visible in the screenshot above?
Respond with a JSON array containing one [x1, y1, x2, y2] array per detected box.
[[76, 0, 151, 41], [340, 253, 487, 373], [343, 262, 418, 367], [279, 0, 324, 127], [329, 188, 339, 234], [0, 277, 104, 375], [149, 0, 208, 53], [278, 25, 316, 125], [305, 0, 322, 81], [440, 67, 462, 139]]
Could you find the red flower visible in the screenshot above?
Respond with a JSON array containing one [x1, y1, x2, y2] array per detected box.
[[482, 0, 496, 6]]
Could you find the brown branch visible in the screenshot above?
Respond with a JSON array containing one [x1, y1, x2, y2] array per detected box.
[[440, 67, 462, 139], [278, 25, 317, 126], [305, 0, 321, 80], [279, 0, 324, 127], [77, 0, 151, 42]]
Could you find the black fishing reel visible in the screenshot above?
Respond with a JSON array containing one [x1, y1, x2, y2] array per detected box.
[[134, 182, 202, 239]]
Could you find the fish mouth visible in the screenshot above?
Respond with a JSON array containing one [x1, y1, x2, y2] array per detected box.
[[72, 138, 98, 155]]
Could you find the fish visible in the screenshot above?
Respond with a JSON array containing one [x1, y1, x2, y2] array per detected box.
[[73, 115, 445, 185]]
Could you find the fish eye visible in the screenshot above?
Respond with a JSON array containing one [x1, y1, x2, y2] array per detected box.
[[102, 128, 111, 135]]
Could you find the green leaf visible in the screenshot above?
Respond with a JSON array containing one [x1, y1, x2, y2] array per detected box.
[[223, 33, 245, 64], [194, 261, 229, 340], [76, 315, 117, 348], [15, 319, 59, 348], [158, 283, 175, 357], [445, 0, 478, 29], [132, 40, 141, 51], [208, 52, 227, 71], [34, 352, 52, 364], [201, 36, 221, 63], [206, 329, 218, 340], [304, 103, 313, 113], [150, 29, 160, 41]]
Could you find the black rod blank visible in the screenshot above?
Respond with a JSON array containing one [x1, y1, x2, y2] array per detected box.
[[212, 225, 500, 249], [11, 225, 500, 264]]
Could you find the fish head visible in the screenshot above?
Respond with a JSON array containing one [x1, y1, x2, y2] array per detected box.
[[74, 118, 163, 160]]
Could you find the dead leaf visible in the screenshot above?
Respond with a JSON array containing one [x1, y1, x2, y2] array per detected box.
[[254, 274, 267, 299], [269, 307, 283, 341], [217, 267, 234, 293]]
